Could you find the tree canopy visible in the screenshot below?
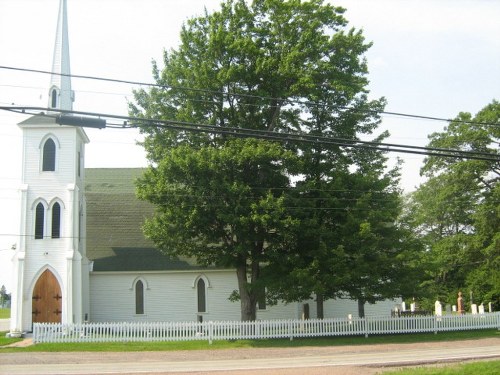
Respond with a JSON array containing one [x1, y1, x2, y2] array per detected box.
[[405, 100, 500, 310], [131, 0, 410, 320]]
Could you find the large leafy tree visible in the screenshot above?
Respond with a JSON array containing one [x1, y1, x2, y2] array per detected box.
[[136, 139, 298, 320], [266, 140, 420, 318], [250, 0, 411, 316], [131, 0, 395, 320], [406, 101, 500, 309]]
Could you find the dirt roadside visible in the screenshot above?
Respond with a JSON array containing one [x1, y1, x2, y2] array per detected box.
[[1, 337, 499, 375]]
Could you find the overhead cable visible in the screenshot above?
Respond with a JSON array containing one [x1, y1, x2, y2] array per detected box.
[[1, 65, 499, 127], [1, 106, 499, 163]]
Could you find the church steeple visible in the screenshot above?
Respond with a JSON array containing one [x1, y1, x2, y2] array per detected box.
[[10, 0, 90, 338], [49, 0, 74, 111]]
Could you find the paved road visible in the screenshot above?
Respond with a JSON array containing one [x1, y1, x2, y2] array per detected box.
[[1, 338, 499, 374]]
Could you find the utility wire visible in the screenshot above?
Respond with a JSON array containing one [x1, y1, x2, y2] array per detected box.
[[1, 106, 499, 162], [1, 65, 499, 127]]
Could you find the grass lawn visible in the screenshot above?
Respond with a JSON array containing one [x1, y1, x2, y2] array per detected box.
[[1, 330, 498, 374], [383, 360, 500, 374], [0, 308, 10, 319], [0, 328, 498, 352]]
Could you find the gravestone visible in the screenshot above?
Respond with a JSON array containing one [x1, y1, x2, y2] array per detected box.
[[457, 291, 465, 314], [434, 300, 443, 316], [471, 304, 478, 314], [410, 298, 418, 312], [445, 304, 452, 314], [479, 304, 485, 314]]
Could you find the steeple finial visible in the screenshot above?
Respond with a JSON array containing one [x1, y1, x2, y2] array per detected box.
[[49, 0, 74, 111]]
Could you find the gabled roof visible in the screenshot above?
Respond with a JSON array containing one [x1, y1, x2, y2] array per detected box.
[[85, 168, 205, 272]]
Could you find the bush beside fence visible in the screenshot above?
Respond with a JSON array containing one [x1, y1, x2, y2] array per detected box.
[[33, 312, 500, 344]]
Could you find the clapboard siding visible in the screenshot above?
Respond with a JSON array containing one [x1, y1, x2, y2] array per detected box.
[[89, 270, 400, 322], [90, 271, 302, 322], [90, 270, 243, 322], [366, 299, 401, 316]]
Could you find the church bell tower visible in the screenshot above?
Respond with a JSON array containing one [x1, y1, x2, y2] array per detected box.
[[10, 0, 90, 335]]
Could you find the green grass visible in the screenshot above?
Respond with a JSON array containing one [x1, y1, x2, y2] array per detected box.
[[0, 333, 22, 347], [383, 360, 500, 374], [0, 328, 498, 352], [0, 308, 10, 319]]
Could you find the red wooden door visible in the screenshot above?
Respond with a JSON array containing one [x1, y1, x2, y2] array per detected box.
[[32, 269, 62, 323]]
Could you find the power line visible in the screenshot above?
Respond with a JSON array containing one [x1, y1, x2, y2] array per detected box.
[[0, 83, 131, 98], [1, 65, 498, 128], [2, 106, 499, 163]]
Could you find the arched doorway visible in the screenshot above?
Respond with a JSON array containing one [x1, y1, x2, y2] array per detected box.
[[32, 269, 62, 323]]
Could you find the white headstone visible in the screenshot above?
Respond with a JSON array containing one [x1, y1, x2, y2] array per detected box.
[[410, 303, 416, 312], [401, 301, 406, 312], [452, 305, 457, 312], [471, 303, 478, 314], [488, 302, 493, 313], [479, 304, 485, 314], [434, 300, 442, 316]]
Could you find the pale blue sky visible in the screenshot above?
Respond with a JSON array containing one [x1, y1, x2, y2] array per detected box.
[[0, 0, 499, 291]]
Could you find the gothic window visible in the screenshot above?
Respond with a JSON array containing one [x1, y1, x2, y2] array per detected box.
[[135, 280, 144, 315], [197, 278, 206, 313], [77, 151, 81, 177], [51, 88, 58, 108], [35, 202, 45, 239], [51, 202, 61, 239], [257, 286, 267, 310], [42, 138, 56, 171], [78, 204, 83, 243]]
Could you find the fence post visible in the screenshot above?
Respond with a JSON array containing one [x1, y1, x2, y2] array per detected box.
[[364, 316, 369, 338], [288, 320, 293, 341], [33, 323, 38, 343], [208, 321, 213, 345]]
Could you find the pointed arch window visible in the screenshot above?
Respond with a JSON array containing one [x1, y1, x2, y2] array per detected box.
[[135, 280, 144, 315], [77, 151, 81, 177], [197, 278, 206, 313], [51, 202, 61, 239], [51, 88, 58, 108], [35, 202, 45, 239], [42, 138, 56, 171], [257, 286, 267, 310]]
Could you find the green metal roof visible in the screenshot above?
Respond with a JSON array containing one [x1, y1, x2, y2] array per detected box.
[[85, 168, 204, 272]]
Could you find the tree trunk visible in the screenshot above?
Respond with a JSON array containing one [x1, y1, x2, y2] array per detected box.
[[358, 299, 365, 318], [236, 265, 257, 321], [316, 293, 324, 319]]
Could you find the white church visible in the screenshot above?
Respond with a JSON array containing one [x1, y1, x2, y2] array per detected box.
[[9, 0, 399, 336]]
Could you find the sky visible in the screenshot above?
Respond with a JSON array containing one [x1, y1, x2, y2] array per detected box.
[[0, 0, 499, 292]]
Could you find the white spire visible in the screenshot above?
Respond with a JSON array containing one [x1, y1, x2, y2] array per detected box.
[[49, 0, 74, 111]]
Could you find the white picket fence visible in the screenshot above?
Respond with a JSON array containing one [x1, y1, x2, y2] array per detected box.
[[33, 312, 500, 344]]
